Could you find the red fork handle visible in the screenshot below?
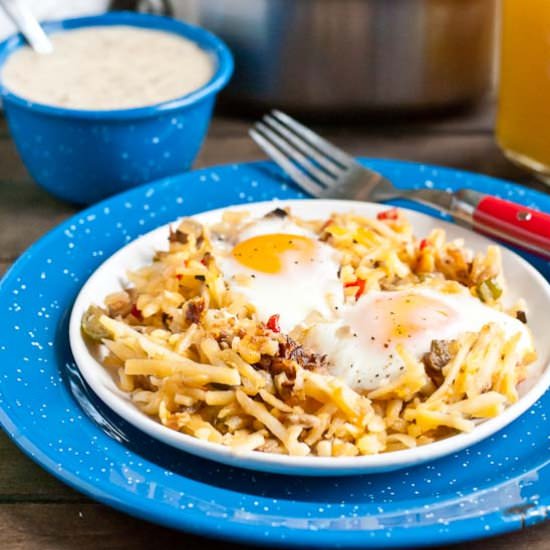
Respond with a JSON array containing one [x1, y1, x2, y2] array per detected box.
[[452, 190, 550, 260]]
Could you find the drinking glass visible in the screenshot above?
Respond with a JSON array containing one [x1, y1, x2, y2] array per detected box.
[[497, 0, 550, 184]]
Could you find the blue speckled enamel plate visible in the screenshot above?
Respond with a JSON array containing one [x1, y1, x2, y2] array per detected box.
[[0, 160, 549, 548]]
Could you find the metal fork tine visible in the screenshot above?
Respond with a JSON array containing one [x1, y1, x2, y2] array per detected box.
[[271, 110, 356, 169], [254, 122, 337, 187], [262, 114, 343, 177], [249, 128, 324, 198]]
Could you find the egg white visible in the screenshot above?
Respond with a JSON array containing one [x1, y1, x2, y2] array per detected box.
[[237, 216, 316, 241]]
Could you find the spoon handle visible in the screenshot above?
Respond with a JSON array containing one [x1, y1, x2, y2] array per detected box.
[[0, 0, 53, 54]]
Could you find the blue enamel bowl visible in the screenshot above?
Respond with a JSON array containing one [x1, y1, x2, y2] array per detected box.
[[0, 11, 233, 205]]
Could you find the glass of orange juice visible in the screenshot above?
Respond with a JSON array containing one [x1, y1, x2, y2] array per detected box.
[[497, 0, 550, 184]]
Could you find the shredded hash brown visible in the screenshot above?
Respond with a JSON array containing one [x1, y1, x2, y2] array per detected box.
[[81, 207, 536, 457]]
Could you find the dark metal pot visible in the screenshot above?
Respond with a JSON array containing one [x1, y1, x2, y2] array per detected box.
[[120, 0, 497, 112]]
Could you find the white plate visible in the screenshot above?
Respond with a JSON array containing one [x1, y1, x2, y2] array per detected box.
[[69, 199, 550, 476]]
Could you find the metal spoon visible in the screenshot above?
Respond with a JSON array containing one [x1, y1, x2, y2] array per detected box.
[[0, 0, 53, 54]]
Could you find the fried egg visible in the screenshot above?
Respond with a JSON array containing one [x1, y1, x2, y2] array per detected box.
[[213, 216, 343, 333], [303, 287, 533, 392]]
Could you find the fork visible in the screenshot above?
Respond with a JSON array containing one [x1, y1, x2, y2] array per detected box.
[[250, 110, 550, 260]]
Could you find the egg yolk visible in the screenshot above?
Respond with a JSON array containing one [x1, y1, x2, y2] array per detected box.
[[374, 293, 455, 339], [345, 292, 457, 348], [231, 233, 315, 274]]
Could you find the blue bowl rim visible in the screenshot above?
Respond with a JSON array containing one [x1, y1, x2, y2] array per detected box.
[[0, 11, 234, 121]]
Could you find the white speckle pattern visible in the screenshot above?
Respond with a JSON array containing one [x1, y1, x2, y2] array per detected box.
[[0, 160, 549, 548]]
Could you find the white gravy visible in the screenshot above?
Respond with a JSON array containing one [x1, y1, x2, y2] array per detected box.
[[1, 25, 215, 110]]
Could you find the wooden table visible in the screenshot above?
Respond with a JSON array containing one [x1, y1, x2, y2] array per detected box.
[[0, 102, 548, 549]]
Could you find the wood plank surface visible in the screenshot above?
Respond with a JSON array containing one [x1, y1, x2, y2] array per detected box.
[[0, 103, 548, 549]]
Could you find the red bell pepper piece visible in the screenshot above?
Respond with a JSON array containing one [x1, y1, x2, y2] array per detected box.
[[377, 208, 399, 221], [344, 278, 366, 300], [266, 314, 281, 333], [130, 305, 142, 320]]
